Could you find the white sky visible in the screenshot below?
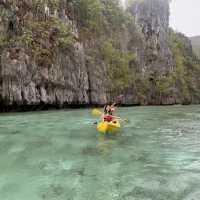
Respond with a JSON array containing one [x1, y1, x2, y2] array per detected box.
[[121, 0, 200, 37], [170, 0, 200, 37], [121, 0, 126, 9]]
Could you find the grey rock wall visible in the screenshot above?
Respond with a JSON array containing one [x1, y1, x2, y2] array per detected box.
[[0, 0, 199, 111], [0, 44, 90, 109], [129, 0, 173, 72]]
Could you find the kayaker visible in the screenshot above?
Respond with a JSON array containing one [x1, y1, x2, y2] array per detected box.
[[103, 102, 117, 122], [105, 102, 117, 114]]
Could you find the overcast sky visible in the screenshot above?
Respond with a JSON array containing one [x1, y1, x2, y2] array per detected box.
[[170, 0, 200, 37]]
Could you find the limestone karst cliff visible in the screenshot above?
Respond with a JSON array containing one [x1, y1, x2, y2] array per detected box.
[[190, 36, 200, 57], [0, 0, 199, 111]]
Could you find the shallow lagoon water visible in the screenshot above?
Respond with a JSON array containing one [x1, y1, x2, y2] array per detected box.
[[0, 106, 200, 200]]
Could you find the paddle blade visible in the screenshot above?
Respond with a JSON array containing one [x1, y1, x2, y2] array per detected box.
[[92, 109, 103, 116]]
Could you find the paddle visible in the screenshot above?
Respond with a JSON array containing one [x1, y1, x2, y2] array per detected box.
[[91, 108, 129, 123], [92, 108, 103, 116]]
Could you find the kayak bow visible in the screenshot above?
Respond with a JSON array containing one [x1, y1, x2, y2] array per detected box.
[[97, 119, 121, 134]]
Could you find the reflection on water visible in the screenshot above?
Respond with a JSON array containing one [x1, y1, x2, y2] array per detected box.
[[97, 135, 118, 156], [0, 106, 200, 200]]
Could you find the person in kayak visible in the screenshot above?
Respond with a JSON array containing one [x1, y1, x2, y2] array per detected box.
[[103, 102, 117, 122]]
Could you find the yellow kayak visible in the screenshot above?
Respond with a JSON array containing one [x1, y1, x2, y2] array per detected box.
[[97, 119, 121, 134]]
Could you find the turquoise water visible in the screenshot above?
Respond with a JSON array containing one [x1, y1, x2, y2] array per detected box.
[[0, 106, 200, 200]]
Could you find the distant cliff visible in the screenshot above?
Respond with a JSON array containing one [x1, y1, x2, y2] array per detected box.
[[0, 0, 200, 111], [190, 36, 200, 57]]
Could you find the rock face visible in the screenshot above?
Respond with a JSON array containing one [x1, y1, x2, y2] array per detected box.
[[0, 0, 113, 110], [129, 0, 173, 72], [125, 0, 200, 105], [121, 0, 175, 105], [190, 36, 200, 57], [0, 44, 89, 110], [177, 33, 193, 57], [0, 0, 199, 111], [0, 1, 90, 111], [86, 60, 109, 105]]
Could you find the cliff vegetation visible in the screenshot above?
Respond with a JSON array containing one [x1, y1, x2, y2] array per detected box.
[[0, 0, 200, 111]]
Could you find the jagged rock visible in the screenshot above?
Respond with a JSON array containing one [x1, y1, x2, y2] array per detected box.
[[0, 0, 199, 111], [129, 0, 173, 72], [0, 43, 89, 109]]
